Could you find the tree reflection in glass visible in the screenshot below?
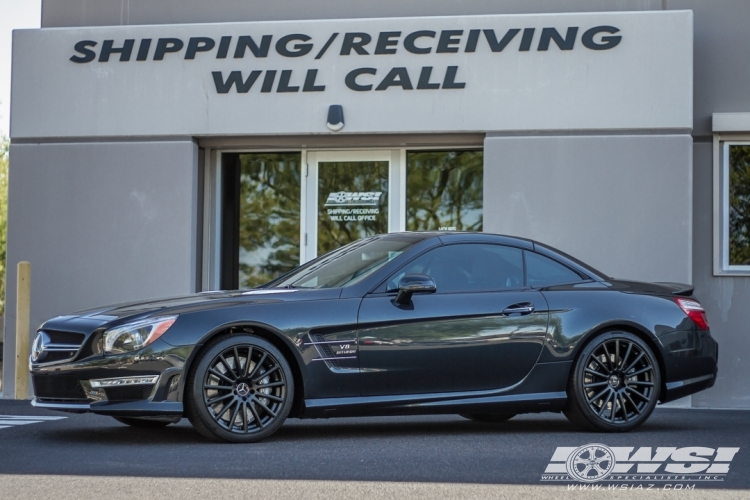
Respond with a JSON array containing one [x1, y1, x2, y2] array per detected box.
[[237, 153, 301, 288], [406, 150, 483, 232], [729, 145, 750, 265], [317, 161, 389, 255]]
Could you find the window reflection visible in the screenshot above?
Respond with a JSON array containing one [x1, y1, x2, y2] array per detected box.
[[406, 150, 483, 232], [525, 251, 583, 287], [386, 244, 523, 292], [729, 145, 750, 265], [318, 161, 389, 255], [235, 153, 301, 288], [272, 237, 412, 289]]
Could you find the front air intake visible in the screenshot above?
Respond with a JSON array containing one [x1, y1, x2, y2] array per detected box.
[[32, 375, 87, 400], [104, 385, 154, 401]]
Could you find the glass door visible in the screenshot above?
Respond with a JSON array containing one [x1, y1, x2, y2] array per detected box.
[[304, 151, 394, 261], [219, 152, 302, 289]]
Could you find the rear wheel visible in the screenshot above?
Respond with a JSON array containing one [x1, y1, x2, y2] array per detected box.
[[460, 413, 515, 423], [185, 333, 294, 443], [113, 417, 173, 428], [564, 331, 661, 432]]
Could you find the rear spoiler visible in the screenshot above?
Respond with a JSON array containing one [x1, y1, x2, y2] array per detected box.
[[655, 282, 695, 297]]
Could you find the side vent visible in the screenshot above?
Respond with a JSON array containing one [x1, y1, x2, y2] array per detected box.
[[306, 333, 358, 372], [313, 334, 341, 369]]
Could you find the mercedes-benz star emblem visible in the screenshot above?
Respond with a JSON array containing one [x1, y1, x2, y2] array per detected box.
[[31, 331, 50, 362], [236, 382, 251, 397], [566, 444, 616, 482]]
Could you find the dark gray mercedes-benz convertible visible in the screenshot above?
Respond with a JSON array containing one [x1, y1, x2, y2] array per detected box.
[[29, 232, 717, 442]]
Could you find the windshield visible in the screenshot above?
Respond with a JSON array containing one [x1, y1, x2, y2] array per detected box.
[[269, 237, 414, 289]]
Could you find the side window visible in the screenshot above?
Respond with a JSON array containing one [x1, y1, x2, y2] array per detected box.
[[525, 251, 583, 287], [720, 143, 750, 272], [386, 244, 524, 293]]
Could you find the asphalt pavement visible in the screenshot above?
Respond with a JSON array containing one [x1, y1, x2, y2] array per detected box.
[[0, 400, 748, 499]]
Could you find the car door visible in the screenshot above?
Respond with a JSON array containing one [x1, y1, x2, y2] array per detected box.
[[357, 243, 549, 396]]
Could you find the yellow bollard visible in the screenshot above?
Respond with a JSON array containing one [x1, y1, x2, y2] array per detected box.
[[15, 261, 31, 400]]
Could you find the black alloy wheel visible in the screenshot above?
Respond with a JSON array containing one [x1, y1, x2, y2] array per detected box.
[[564, 331, 661, 432], [186, 334, 294, 443], [460, 413, 516, 423]]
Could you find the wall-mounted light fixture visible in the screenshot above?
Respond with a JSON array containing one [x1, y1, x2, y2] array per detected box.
[[326, 105, 345, 132]]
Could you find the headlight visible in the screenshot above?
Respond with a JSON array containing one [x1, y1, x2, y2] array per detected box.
[[103, 316, 177, 354]]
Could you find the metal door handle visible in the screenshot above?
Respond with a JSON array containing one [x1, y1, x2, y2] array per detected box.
[[502, 302, 535, 315]]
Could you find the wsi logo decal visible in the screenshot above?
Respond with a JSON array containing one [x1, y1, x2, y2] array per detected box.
[[324, 191, 382, 207], [542, 444, 739, 483]]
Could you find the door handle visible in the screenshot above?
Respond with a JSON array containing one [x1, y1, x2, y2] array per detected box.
[[502, 302, 535, 315]]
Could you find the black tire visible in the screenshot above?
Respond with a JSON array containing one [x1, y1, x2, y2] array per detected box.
[[113, 417, 173, 428], [185, 333, 294, 443], [460, 413, 516, 423], [564, 331, 661, 432]]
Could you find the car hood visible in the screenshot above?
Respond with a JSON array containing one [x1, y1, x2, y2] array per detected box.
[[41, 288, 342, 332]]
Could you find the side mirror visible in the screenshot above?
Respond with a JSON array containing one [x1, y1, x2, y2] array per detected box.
[[395, 274, 437, 305]]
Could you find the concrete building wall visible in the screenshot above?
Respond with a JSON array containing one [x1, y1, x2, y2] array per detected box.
[[1, 140, 200, 397], [39, 0, 665, 28], [483, 134, 693, 284], [682, 0, 750, 408], [38, 0, 750, 135], [10, 11, 693, 140], [692, 140, 750, 409], [674, 0, 750, 137]]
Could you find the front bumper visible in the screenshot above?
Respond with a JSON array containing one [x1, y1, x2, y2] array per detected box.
[[31, 398, 183, 416], [29, 338, 194, 417]]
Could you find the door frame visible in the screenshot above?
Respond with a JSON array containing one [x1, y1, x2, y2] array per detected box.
[[302, 149, 404, 263]]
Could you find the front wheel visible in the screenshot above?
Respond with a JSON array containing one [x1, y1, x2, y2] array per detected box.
[[564, 331, 661, 432], [186, 334, 294, 443]]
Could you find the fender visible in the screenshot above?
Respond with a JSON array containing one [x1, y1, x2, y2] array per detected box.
[[175, 319, 307, 405]]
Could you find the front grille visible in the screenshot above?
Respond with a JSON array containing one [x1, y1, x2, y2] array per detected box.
[[40, 350, 80, 364], [46, 330, 85, 345], [36, 330, 85, 365], [32, 375, 87, 400], [104, 385, 154, 402]]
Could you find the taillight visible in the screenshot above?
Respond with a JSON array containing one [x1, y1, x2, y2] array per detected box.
[[675, 298, 709, 330]]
